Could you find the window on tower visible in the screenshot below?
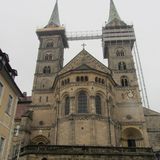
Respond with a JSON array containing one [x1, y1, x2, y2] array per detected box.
[[118, 62, 127, 70], [116, 48, 125, 56], [43, 66, 51, 74], [78, 91, 88, 113], [44, 54, 52, 61], [46, 42, 54, 48], [121, 76, 129, 87]]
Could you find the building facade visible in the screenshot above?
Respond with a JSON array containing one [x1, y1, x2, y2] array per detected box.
[[0, 49, 23, 160], [11, 0, 160, 160]]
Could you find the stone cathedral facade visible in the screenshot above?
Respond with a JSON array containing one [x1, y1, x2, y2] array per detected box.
[[11, 0, 160, 160]]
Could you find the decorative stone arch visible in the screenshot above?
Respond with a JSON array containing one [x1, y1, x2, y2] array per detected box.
[[74, 88, 91, 96], [121, 127, 144, 147], [31, 135, 49, 145]]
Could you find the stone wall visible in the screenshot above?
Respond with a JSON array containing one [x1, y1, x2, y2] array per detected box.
[[144, 107, 160, 151]]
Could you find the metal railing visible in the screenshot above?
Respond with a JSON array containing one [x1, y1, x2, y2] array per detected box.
[[19, 145, 154, 156]]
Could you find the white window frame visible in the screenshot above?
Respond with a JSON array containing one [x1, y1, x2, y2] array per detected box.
[[0, 136, 5, 157]]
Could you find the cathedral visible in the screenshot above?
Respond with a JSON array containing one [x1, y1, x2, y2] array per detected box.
[[11, 0, 160, 160]]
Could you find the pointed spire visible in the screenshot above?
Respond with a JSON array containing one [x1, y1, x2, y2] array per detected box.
[[108, 0, 121, 23], [47, 0, 60, 27]]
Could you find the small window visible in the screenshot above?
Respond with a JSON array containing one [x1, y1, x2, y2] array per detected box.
[[67, 78, 70, 83], [46, 42, 54, 48], [81, 76, 84, 82], [116, 49, 125, 56], [46, 96, 48, 102], [76, 76, 80, 82], [65, 97, 70, 115], [44, 54, 49, 60], [78, 91, 87, 113], [95, 77, 98, 82], [0, 137, 5, 153], [0, 82, 3, 98], [118, 62, 127, 70], [5, 95, 13, 115], [39, 96, 42, 102], [48, 54, 52, 60], [120, 50, 125, 56], [85, 76, 88, 81], [43, 66, 51, 74], [61, 81, 64, 86], [121, 76, 129, 87]]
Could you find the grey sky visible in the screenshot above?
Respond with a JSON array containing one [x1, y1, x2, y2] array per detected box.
[[0, 0, 159, 112]]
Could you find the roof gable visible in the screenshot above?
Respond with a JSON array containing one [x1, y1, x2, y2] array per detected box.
[[59, 49, 111, 75], [143, 107, 160, 116]]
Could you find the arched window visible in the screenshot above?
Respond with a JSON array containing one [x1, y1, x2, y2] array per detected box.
[[45, 54, 49, 60], [116, 49, 125, 56], [46, 96, 48, 102], [65, 97, 70, 115], [43, 66, 51, 74], [121, 76, 129, 87], [120, 50, 125, 56], [48, 54, 52, 60], [47, 66, 51, 73], [116, 50, 120, 56], [95, 77, 98, 82], [95, 95, 101, 114], [78, 91, 87, 113], [81, 76, 84, 82], [76, 76, 80, 82], [118, 62, 126, 70], [46, 42, 54, 48], [85, 76, 88, 81]]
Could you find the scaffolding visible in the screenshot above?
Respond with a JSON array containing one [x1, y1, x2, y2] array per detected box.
[[67, 30, 102, 41], [66, 29, 150, 108]]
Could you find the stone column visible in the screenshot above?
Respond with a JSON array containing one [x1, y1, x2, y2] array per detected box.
[[90, 95, 96, 114], [70, 96, 75, 114]]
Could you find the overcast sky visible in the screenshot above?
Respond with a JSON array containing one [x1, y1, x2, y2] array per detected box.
[[0, 0, 160, 112]]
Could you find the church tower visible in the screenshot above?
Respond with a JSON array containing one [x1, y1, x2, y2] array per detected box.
[[102, 0, 149, 147], [32, 0, 68, 104]]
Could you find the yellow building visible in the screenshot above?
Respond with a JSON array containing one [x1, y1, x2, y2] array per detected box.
[[0, 49, 23, 160]]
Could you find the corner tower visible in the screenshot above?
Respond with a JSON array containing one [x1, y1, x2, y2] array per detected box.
[[102, 0, 150, 147], [32, 0, 68, 103]]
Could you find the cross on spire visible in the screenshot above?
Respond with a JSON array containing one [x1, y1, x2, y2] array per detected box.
[[82, 43, 87, 50]]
